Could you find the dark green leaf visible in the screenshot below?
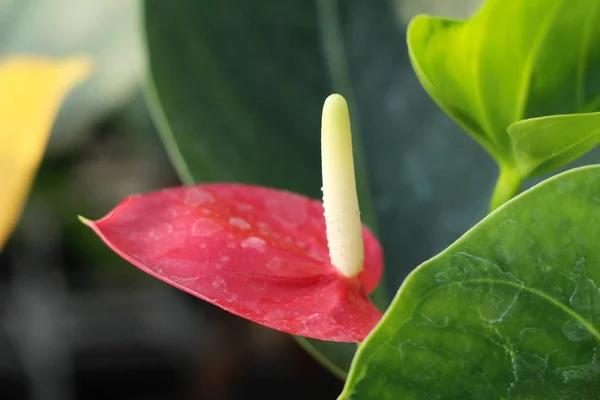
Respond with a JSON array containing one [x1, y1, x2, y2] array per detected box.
[[509, 112, 600, 177], [143, 0, 386, 377], [407, 0, 600, 170], [144, 0, 323, 193], [341, 165, 600, 399]]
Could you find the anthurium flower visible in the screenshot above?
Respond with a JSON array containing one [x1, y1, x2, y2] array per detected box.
[[81, 95, 384, 342], [0, 56, 92, 250]]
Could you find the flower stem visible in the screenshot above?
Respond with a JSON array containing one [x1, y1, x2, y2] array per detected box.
[[488, 166, 523, 213]]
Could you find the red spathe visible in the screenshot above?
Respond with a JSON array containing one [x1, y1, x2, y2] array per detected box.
[[85, 184, 383, 342]]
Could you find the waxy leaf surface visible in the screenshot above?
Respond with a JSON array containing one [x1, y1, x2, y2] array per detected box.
[[509, 112, 600, 177], [340, 165, 600, 399], [408, 0, 600, 170], [84, 184, 383, 342]]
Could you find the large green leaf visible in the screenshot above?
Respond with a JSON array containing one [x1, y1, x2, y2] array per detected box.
[[340, 165, 600, 399], [407, 0, 600, 172], [509, 112, 600, 177], [143, 0, 388, 377]]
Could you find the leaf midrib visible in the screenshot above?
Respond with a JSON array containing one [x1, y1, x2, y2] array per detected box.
[[514, 0, 563, 122], [412, 277, 600, 343], [576, 0, 600, 108]]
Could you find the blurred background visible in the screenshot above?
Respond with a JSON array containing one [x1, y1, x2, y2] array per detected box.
[[0, 0, 528, 399]]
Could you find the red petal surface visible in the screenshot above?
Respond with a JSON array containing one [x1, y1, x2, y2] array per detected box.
[[85, 184, 383, 342]]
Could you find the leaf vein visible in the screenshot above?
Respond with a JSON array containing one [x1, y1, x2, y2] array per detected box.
[[514, 0, 563, 121], [467, 278, 600, 342]]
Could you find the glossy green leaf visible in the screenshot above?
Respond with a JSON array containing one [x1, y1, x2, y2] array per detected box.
[[144, 0, 324, 192], [509, 112, 600, 177], [407, 0, 600, 170], [341, 165, 600, 399], [143, 0, 390, 377]]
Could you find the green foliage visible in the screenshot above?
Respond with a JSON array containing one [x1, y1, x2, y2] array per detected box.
[[143, 0, 600, 397], [407, 0, 600, 174], [144, 0, 322, 194], [341, 166, 600, 399], [509, 112, 600, 177]]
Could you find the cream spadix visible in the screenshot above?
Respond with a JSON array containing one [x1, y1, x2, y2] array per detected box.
[[321, 94, 364, 278]]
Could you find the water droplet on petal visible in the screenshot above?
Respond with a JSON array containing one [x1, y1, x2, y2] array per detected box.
[[266, 257, 282, 271], [149, 223, 173, 240], [192, 218, 222, 237], [212, 277, 226, 289], [241, 237, 266, 252], [229, 217, 251, 230], [266, 194, 308, 226], [184, 188, 215, 206]]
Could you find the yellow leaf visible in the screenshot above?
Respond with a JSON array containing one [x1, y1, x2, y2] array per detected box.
[[0, 55, 93, 250]]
